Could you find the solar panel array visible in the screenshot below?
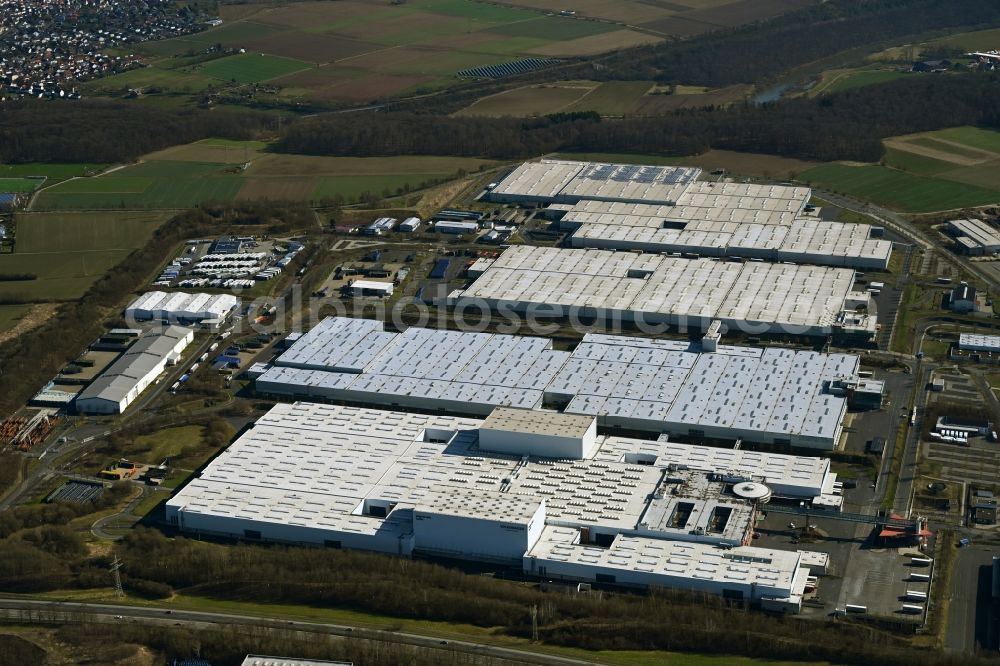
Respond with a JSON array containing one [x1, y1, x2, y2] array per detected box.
[[458, 58, 560, 79]]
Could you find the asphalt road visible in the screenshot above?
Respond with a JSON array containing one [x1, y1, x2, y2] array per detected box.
[[946, 546, 999, 653], [0, 597, 597, 666]]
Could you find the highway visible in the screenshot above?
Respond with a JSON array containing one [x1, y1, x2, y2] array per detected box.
[[0, 597, 599, 666]]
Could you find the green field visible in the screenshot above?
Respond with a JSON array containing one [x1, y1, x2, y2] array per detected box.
[[0, 163, 106, 178], [923, 26, 1000, 52], [0, 178, 41, 193], [36, 175, 245, 210], [799, 163, 1000, 212], [0, 304, 33, 334], [883, 148, 953, 176], [882, 126, 1000, 193], [931, 126, 1000, 155], [112, 161, 232, 178], [83, 66, 219, 93], [0, 211, 171, 301], [198, 53, 311, 83], [822, 69, 908, 94], [909, 136, 987, 160], [30, 141, 497, 210]]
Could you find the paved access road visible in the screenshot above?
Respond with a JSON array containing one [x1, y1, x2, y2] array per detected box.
[[0, 597, 597, 666]]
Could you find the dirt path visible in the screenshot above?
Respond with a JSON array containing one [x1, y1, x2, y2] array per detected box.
[[0, 303, 58, 346], [884, 137, 994, 166]]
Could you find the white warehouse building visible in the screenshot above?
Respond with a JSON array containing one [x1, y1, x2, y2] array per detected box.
[[126, 291, 239, 323], [557, 199, 891, 270], [167, 402, 835, 611], [76, 326, 193, 414], [449, 245, 876, 338], [256, 317, 860, 450]]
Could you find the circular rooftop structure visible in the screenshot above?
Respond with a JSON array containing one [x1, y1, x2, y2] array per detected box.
[[733, 481, 772, 503]]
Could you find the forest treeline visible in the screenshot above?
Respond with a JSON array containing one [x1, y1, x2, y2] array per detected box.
[[0, 526, 987, 666], [0, 101, 270, 163], [3, 71, 1000, 166], [280, 73, 1000, 163], [578, 0, 1000, 88]]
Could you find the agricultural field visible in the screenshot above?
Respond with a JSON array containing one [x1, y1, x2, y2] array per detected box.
[[0, 211, 171, 301], [882, 126, 1000, 193], [564, 81, 653, 115], [492, 0, 820, 36], [31, 140, 500, 210], [0, 164, 106, 179], [798, 163, 1000, 213], [198, 53, 312, 84], [809, 68, 909, 96], [91, 0, 665, 104], [921, 26, 1000, 52], [0, 304, 33, 335], [0, 178, 41, 193], [454, 80, 747, 117], [454, 81, 599, 117]]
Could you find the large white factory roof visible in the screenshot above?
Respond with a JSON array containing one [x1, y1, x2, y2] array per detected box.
[[126, 291, 239, 321], [489, 160, 701, 205], [452, 246, 874, 336], [257, 318, 858, 449], [526, 525, 802, 597], [563, 202, 890, 270], [168, 402, 828, 601]]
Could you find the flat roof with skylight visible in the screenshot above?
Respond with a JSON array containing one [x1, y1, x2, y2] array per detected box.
[[167, 402, 829, 611], [449, 246, 875, 337], [257, 318, 859, 450]]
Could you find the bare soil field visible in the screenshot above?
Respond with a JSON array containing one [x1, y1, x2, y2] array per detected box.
[[242, 31, 380, 63], [251, 1, 384, 30], [454, 82, 595, 116], [630, 84, 751, 113], [492, 0, 675, 24], [236, 177, 319, 201], [528, 30, 663, 56]]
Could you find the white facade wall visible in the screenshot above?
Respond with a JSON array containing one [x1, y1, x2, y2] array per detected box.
[[413, 503, 545, 561], [479, 420, 597, 459], [168, 505, 413, 555]]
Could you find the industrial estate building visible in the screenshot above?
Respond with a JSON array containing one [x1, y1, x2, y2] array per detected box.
[[958, 333, 1000, 353], [948, 218, 1000, 256], [448, 246, 876, 337], [256, 317, 861, 450], [76, 326, 193, 414], [555, 200, 891, 270], [168, 401, 835, 611], [488, 160, 702, 206], [125, 291, 239, 324], [487, 160, 890, 270]]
